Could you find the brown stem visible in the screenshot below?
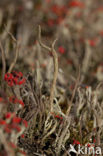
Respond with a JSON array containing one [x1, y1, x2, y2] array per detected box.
[[66, 66, 80, 116], [0, 41, 6, 90], [8, 42, 20, 73], [4, 25, 19, 73], [38, 25, 58, 111]]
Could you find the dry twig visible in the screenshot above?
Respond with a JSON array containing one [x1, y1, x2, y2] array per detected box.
[[8, 41, 20, 73], [0, 41, 6, 90], [38, 25, 58, 111], [66, 66, 80, 116], [4, 26, 20, 73]]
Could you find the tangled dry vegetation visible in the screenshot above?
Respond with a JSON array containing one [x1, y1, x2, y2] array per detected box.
[[0, 0, 103, 156]]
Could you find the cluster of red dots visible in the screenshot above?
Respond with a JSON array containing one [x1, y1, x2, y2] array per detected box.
[[4, 71, 26, 87], [51, 112, 63, 121], [0, 95, 27, 155], [73, 138, 96, 148], [0, 112, 28, 133], [9, 96, 24, 107], [69, 0, 85, 8], [73, 139, 81, 145]]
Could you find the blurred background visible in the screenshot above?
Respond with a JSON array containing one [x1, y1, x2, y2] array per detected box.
[[0, 0, 103, 88]]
